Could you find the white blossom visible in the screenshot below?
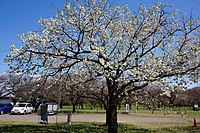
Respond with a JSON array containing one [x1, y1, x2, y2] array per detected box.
[[5, 0, 200, 99]]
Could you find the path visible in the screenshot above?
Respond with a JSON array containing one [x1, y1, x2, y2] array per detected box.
[[0, 113, 198, 124]]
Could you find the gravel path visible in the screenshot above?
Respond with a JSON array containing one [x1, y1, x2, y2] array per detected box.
[[0, 113, 199, 124]]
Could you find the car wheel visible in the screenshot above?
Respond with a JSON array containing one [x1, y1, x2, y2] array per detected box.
[[23, 111, 26, 115], [0, 110, 3, 115]]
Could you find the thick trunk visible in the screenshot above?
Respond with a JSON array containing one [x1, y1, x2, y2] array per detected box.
[[106, 77, 118, 133], [107, 94, 118, 133], [72, 104, 76, 113]]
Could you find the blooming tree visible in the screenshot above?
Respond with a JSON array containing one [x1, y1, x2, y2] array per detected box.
[[0, 72, 20, 98], [5, 0, 200, 132], [63, 73, 87, 113]]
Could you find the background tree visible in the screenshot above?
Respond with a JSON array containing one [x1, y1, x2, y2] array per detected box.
[[0, 72, 21, 98], [184, 87, 200, 106], [142, 86, 163, 111], [5, 0, 200, 132], [63, 73, 85, 113], [81, 78, 109, 111], [14, 76, 49, 111]]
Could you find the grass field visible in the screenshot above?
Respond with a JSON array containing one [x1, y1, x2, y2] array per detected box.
[[1, 104, 199, 132], [60, 105, 200, 119], [61, 104, 194, 111], [0, 121, 199, 133]]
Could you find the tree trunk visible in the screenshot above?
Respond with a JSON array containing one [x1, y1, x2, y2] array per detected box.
[[118, 103, 121, 110], [106, 77, 118, 133], [72, 104, 76, 113], [60, 101, 63, 109], [107, 94, 118, 133], [81, 104, 84, 109]]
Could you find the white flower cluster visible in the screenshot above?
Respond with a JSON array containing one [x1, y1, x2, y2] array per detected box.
[[5, 0, 199, 91]]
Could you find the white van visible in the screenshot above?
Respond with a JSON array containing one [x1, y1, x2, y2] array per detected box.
[[47, 103, 59, 115], [11, 103, 33, 114], [38, 103, 59, 115]]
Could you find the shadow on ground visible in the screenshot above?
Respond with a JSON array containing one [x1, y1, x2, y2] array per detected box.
[[0, 123, 150, 133], [0, 123, 199, 133]]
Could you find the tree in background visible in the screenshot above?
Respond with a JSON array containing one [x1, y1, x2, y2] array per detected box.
[[184, 87, 200, 106], [5, 0, 200, 132], [63, 73, 85, 113], [143, 86, 163, 111], [0, 72, 21, 98]]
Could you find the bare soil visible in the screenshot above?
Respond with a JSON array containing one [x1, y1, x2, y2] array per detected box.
[[0, 113, 199, 124]]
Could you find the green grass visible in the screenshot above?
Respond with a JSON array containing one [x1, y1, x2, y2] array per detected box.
[[0, 121, 199, 133], [133, 123, 200, 133], [132, 110, 200, 118], [61, 104, 195, 111], [184, 111, 200, 118], [60, 105, 200, 119]]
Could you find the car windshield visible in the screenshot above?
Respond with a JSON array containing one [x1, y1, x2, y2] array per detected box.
[[15, 104, 26, 107], [6, 103, 12, 106], [0, 104, 5, 107]]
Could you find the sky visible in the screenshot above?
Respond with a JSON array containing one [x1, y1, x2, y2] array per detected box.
[[0, 0, 199, 86]]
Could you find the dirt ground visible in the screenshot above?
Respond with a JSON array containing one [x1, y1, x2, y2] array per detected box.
[[0, 113, 199, 124]]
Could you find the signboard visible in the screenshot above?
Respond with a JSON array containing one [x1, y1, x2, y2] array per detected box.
[[126, 104, 130, 112]]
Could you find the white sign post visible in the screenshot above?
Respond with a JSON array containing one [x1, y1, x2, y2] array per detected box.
[[126, 104, 130, 113]]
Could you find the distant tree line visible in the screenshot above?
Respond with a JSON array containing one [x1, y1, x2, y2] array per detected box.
[[1, 72, 199, 112]]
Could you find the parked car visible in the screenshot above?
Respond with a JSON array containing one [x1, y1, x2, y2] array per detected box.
[[0, 103, 14, 115], [11, 103, 33, 114]]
